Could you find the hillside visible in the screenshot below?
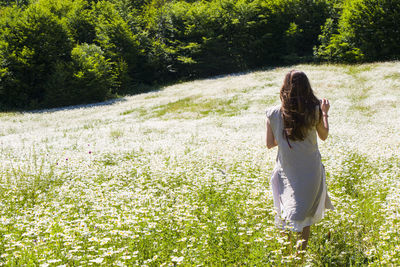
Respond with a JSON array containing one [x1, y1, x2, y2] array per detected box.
[[0, 62, 399, 265]]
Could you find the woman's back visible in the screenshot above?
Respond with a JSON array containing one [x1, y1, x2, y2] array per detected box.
[[266, 70, 333, 250], [267, 105, 324, 222]]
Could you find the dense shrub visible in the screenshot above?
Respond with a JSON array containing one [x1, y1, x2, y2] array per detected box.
[[0, 0, 29, 7], [1, 0, 398, 109], [278, 0, 333, 62], [0, 1, 120, 109], [92, 1, 142, 93], [144, 0, 333, 79], [32, 0, 96, 44], [315, 0, 400, 62], [71, 43, 113, 101], [43, 44, 114, 107], [0, 5, 73, 109]]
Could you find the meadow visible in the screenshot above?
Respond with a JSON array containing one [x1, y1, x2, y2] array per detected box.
[[0, 62, 399, 266]]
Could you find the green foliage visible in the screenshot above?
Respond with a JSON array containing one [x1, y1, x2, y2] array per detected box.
[[0, 0, 398, 109], [315, 0, 400, 62], [277, 0, 333, 63], [92, 1, 141, 93], [0, 0, 131, 109], [0, 0, 30, 7], [64, 1, 97, 44], [71, 43, 113, 99], [0, 4, 73, 109], [142, 0, 333, 79], [43, 43, 114, 107], [315, 17, 364, 62]]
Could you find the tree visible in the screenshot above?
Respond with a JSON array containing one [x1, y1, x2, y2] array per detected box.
[[0, 5, 72, 108]]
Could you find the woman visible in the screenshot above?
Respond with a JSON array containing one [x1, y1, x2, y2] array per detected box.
[[266, 70, 334, 250]]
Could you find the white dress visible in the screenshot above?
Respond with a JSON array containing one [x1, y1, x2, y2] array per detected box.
[[266, 105, 334, 232]]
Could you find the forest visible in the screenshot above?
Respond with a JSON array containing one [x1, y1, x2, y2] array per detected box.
[[0, 0, 399, 109]]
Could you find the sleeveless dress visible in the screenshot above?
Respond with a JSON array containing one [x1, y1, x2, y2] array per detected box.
[[266, 105, 334, 232]]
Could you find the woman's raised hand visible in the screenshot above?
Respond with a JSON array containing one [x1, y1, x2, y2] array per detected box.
[[317, 98, 330, 140], [320, 98, 330, 115]]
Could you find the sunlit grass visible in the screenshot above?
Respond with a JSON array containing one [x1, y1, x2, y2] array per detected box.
[[0, 61, 399, 266], [153, 96, 247, 118], [384, 72, 400, 80]]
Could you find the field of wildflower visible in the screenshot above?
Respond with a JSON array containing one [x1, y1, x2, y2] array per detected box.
[[1, 62, 399, 266]]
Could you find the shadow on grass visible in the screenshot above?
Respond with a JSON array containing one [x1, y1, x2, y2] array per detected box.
[[26, 97, 128, 114], [0, 83, 166, 115]]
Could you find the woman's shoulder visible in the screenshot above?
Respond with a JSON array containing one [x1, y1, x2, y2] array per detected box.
[[266, 105, 281, 119]]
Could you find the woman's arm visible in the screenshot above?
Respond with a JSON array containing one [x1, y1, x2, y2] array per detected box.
[[316, 98, 330, 141], [266, 118, 278, 149]]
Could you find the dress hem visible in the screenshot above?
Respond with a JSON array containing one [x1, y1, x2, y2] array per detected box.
[[270, 165, 334, 232]]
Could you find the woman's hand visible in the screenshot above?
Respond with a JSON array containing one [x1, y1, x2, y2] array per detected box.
[[317, 98, 330, 141], [320, 98, 330, 115]]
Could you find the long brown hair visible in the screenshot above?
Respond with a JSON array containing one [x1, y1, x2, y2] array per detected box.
[[280, 70, 321, 141]]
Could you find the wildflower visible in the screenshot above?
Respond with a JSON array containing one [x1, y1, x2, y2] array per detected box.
[[171, 256, 184, 264], [89, 257, 104, 264], [111, 229, 118, 235], [47, 259, 61, 264], [89, 237, 98, 242], [104, 250, 114, 257], [100, 238, 111, 245]]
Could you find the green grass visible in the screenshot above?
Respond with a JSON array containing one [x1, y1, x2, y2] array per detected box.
[[110, 129, 124, 139], [120, 97, 248, 119], [345, 64, 374, 76], [120, 107, 147, 116], [153, 96, 245, 118], [125, 96, 252, 120], [311, 152, 395, 266], [383, 72, 400, 80], [0, 62, 399, 266]]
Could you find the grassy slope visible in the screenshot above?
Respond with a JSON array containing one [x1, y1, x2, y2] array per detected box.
[[0, 62, 399, 265]]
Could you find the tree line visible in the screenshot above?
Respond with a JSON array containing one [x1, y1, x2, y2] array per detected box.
[[0, 0, 399, 109]]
